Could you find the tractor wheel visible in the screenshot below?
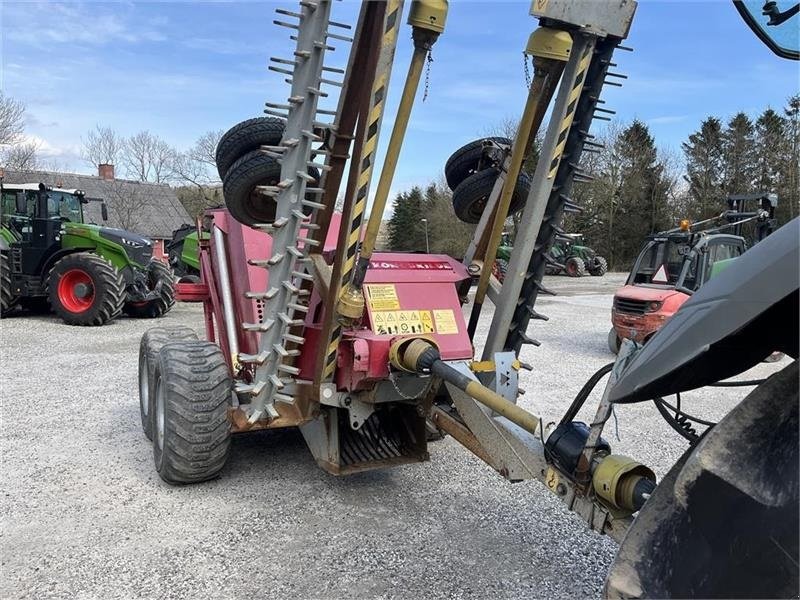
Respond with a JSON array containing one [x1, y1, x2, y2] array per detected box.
[[47, 253, 125, 326], [565, 256, 586, 277], [444, 136, 511, 190], [177, 274, 201, 284], [0, 250, 17, 317], [452, 168, 531, 224], [138, 326, 199, 440], [590, 256, 608, 276], [605, 361, 798, 598], [215, 116, 285, 180], [607, 327, 621, 354], [124, 260, 176, 319], [492, 258, 509, 283], [152, 341, 232, 484]]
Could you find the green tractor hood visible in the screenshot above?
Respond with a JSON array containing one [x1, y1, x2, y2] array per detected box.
[[63, 222, 154, 270]]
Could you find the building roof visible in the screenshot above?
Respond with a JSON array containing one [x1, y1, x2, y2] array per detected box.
[[3, 169, 191, 239]]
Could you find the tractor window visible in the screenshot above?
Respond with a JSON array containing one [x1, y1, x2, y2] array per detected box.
[[703, 241, 744, 281], [47, 192, 83, 222], [631, 240, 694, 287]]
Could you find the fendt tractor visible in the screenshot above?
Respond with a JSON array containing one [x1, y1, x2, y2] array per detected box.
[[137, 1, 798, 597], [0, 181, 174, 325], [608, 192, 779, 352]]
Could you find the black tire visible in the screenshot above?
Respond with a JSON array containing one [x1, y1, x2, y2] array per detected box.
[[590, 256, 608, 276], [215, 117, 285, 180], [0, 251, 16, 317], [607, 327, 620, 354], [47, 252, 125, 326], [565, 256, 586, 277], [177, 274, 201, 284], [222, 150, 283, 226], [444, 137, 511, 190], [492, 258, 509, 283], [451, 168, 531, 224], [124, 260, 176, 319], [138, 326, 199, 440], [223, 150, 319, 226], [152, 341, 232, 484]]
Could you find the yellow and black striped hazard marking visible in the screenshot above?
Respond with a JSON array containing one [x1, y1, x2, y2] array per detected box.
[[322, 0, 402, 380], [547, 42, 594, 179]]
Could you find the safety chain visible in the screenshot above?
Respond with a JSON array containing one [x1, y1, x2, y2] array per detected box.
[[523, 52, 532, 89], [423, 49, 434, 102], [387, 362, 430, 400]]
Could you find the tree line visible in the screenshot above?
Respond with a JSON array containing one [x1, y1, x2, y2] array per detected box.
[[387, 95, 799, 270]]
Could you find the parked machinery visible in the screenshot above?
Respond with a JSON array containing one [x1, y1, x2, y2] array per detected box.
[[608, 193, 779, 353], [138, 1, 798, 596], [0, 181, 174, 325]]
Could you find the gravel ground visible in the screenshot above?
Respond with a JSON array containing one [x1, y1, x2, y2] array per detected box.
[[0, 273, 783, 599]]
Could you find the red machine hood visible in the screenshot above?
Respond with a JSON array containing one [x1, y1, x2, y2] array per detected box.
[[614, 285, 683, 303]]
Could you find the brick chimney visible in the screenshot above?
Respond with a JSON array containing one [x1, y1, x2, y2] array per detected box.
[[98, 163, 115, 180]]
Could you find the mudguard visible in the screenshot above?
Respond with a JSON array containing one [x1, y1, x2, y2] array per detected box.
[[609, 218, 799, 404]]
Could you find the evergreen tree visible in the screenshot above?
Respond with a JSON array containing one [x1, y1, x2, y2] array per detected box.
[[722, 112, 756, 195], [611, 120, 671, 266], [782, 95, 800, 220], [387, 186, 425, 251], [682, 116, 724, 219], [754, 107, 787, 193]]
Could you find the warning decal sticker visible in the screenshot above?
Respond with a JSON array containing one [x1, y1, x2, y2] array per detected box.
[[365, 284, 401, 310], [433, 309, 459, 335], [652, 264, 669, 284], [371, 310, 435, 335]]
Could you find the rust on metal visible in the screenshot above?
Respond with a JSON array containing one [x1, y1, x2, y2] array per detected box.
[[429, 406, 498, 469]]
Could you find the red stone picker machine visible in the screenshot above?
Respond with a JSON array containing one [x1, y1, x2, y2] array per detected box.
[[138, 1, 798, 596]]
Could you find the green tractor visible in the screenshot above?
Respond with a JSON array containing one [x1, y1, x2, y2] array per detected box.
[[545, 233, 607, 277], [0, 182, 175, 326], [492, 232, 514, 282], [165, 223, 207, 283]]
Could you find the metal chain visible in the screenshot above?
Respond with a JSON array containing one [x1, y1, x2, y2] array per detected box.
[[523, 52, 531, 89], [387, 362, 430, 400], [423, 49, 433, 102]]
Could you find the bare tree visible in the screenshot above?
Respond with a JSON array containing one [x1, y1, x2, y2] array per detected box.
[[171, 130, 224, 218], [0, 93, 25, 146], [105, 179, 148, 231], [188, 129, 223, 167], [123, 131, 176, 183], [81, 125, 126, 168], [3, 141, 40, 170]]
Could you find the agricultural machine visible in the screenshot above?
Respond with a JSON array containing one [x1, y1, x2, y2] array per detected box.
[[608, 193, 778, 353], [165, 223, 206, 283], [137, 1, 799, 597], [546, 233, 607, 277], [0, 181, 174, 325]]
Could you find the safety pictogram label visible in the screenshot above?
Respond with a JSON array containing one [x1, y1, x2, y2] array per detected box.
[[365, 284, 401, 310], [371, 310, 435, 335], [433, 309, 458, 334]]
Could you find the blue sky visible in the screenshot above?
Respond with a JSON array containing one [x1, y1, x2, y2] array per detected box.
[[1, 0, 798, 198]]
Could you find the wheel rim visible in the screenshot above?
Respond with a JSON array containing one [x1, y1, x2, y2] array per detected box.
[[139, 361, 150, 418], [566, 261, 577, 276], [57, 269, 94, 313], [155, 375, 166, 452]]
